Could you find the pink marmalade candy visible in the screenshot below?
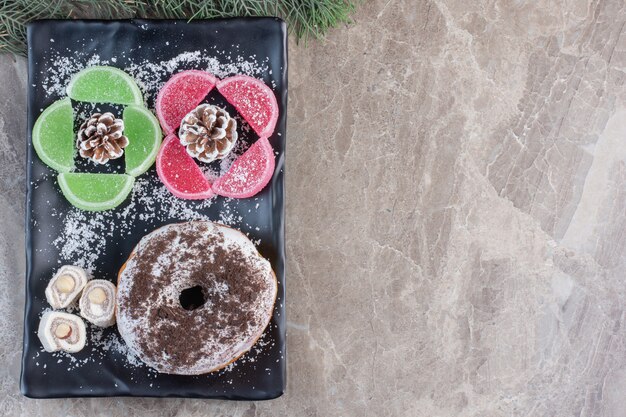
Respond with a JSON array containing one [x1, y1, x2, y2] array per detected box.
[[212, 137, 275, 199], [217, 75, 278, 138], [156, 70, 217, 134], [156, 134, 214, 200]]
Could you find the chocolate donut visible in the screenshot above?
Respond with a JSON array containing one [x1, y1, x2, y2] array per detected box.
[[116, 221, 277, 375]]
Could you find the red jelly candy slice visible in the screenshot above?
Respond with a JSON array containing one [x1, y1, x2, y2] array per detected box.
[[212, 137, 275, 199], [217, 75, 278, 138], [156, 134, 213, 200], [156, 70, 217, 134]]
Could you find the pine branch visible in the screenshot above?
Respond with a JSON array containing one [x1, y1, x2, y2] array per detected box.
[[0, 0, 357, 56]]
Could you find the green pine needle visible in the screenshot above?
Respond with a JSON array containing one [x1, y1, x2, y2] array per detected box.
[[0, 0, 357, 56]]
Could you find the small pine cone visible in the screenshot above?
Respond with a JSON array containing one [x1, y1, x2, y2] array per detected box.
[[179, 104, 238, 163], [77, 112, 129, 165]]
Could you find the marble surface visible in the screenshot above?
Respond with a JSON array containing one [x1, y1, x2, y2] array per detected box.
[[2, 0, 626, 415]]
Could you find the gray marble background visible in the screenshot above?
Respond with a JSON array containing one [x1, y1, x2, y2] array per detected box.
[[2, 0, 626, 416]]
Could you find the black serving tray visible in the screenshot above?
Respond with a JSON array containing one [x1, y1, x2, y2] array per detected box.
[[21, 18, 287, 399]]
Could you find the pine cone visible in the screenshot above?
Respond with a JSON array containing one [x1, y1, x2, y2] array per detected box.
[[179, 104, 238, 163], [77, 112, 129, 165]]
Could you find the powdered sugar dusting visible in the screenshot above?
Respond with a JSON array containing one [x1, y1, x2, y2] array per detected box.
[[51, 176, 222, 273], [42, 50, 269, 103]]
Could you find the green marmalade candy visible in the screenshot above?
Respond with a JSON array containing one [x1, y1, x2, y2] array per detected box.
[[32, 66, 161, 211], [57, 173, 135, 212]]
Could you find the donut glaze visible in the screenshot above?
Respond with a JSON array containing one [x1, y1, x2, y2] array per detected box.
[[116, 221, 277, 375]]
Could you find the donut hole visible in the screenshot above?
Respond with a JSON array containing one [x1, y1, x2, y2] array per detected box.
[[179, 285, 207, 310]]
